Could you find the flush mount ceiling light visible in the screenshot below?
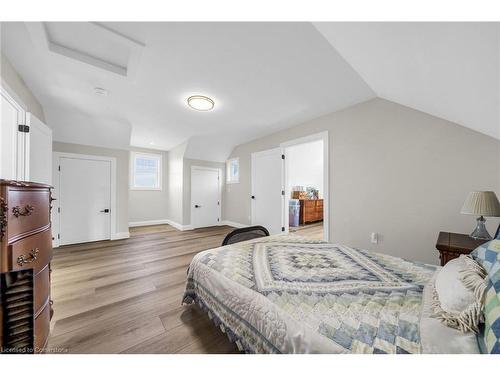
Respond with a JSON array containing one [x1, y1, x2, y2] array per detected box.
[[187, 95, 215, 111]]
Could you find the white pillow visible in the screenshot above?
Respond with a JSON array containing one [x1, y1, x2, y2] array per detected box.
[[434, 257, 475, 313], [431, 255, 486, 333]]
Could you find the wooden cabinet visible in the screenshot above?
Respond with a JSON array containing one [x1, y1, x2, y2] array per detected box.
[[435, 231, 487, 266], [299, 199, 323, 225], [0, 179, 53, 353]]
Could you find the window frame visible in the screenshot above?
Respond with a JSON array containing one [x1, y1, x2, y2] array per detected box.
[[226, 157, 240, 184], [130, 151, 163, 191]]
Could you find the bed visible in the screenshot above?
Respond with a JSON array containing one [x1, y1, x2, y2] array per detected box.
[[182, 234, 483, 354]]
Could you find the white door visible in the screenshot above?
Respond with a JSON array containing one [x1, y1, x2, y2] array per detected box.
[[191, 167, 220, 229], [1, 89, 25, 180], [59, 157, 111, 245], [251, 148, 284, 235], [26, 113, 52, 184]]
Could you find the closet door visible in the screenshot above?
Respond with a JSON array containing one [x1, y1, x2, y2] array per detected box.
[[26, 113, 52, 184], [0, 88, 25, 180]]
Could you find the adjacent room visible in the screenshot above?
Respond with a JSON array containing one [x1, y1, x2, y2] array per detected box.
[[1, 20, 500, 357]]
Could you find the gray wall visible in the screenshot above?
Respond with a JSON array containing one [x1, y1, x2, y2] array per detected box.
[[52, 142, 130, 235], [1, 53, 46, 122], [224, 98, 500, 264], [183, 158, 225, 226], [128, 147, 169, 224]]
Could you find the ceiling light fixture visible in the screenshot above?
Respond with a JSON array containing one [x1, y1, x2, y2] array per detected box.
[[187, 95, 214, 111]]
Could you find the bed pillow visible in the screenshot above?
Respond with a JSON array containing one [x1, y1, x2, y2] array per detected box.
[[431, 255, 487, 333], [471, 240, 500, 353]]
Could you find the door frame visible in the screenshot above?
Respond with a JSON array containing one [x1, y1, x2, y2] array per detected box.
[[190, 165, 222, 229], [280, 131, 329, 241], [251, 147, 285, 232], [52, 152, 117, 247]]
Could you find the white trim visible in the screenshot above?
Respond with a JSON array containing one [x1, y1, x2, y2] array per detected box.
[[280, 131, 329, 242], [130, 151, 163, 191], [251, 147, 285, 233], [128, 219, 170, 227], [128, 219, 194, 231], [111, 232, 130, 240], [221, 220, 247, 228], [166, 219, 193, 231], [190, 166, 222, 229], [0, 84, 27, 180], [52, 152, 117, 246]]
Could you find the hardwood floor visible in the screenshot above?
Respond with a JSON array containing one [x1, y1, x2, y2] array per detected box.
[[289, 221, 324, 240], [48, 223, 323, 354], [48, 225, 240, 354]]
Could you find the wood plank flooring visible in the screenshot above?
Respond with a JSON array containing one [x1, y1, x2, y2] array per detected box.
[[289, 221, 324, 240], [48, 225, 240, 354], [48, 224, 323, 354]]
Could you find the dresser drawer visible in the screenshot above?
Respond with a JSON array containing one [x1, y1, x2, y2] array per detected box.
[[34, 302, 50, 352], [6, 188, 50, 242], [34, 265, 50, 315], [8, 229, 52, 274]]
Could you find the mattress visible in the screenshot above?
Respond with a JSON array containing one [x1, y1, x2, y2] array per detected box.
[[182, 234, 480, 354]]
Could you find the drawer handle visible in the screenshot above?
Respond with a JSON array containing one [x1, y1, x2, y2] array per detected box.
[[17, 248, 39, 266], [12, 204, 35, 217]]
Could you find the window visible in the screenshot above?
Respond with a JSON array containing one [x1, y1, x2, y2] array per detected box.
[[226, 157, 239, 184], [130, 152, 162, 190]]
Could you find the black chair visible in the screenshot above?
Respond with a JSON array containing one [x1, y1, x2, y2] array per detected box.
[[221, 226, 270, 246]]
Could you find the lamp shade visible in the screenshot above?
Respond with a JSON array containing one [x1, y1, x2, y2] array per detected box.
[[461, 191, 500, 217]]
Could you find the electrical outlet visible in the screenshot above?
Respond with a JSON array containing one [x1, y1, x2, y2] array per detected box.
[[370, 232, 378, 244]]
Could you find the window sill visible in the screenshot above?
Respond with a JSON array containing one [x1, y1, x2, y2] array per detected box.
[[130, 187, 163, 191]]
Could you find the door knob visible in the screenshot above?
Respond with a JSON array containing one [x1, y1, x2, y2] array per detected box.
[[100, 209, 110, 213], [194, 205, 201, 208]]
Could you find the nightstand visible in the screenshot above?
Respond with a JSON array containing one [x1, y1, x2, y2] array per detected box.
[[435, 231, 488, 266]]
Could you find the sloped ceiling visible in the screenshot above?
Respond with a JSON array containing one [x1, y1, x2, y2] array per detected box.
[[314, 22, 500, 140], [1, 22, 498, 162], [0, 22, 374, 160]]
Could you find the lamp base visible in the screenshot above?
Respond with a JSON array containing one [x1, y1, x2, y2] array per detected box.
[[470, 216, 492, 240]]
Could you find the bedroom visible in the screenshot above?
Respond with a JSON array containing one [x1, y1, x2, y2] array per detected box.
[[1, 1, 500, 373]]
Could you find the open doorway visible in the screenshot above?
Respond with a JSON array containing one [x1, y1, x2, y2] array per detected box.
[[282, 132, 328, 241]]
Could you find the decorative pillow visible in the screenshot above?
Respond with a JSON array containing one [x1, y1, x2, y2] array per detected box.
[[431, 255, 487, 333], [471, 239, 500, 353]]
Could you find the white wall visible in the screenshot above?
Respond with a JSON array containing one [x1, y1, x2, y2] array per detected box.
[[224, 98, 500, 264], [286, 140, 324, 198], [167, 142, 187, 226], [128, 147, 169, 224], [0, 53, 46, 122]]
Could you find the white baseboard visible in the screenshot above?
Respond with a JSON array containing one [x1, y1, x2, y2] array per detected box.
[[128, 219, 171, 227], [129, 219, 193, 231], [166, 219, 193, 231], [221, 220, 248, 228], [111, 231, 130, 240]]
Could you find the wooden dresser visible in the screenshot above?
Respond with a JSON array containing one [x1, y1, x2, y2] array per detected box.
[[299, 199, 324, 225], [0, 180, 53, 354]]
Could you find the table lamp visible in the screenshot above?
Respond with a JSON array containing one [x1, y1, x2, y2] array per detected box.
[[461, 191, 500, 240]]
